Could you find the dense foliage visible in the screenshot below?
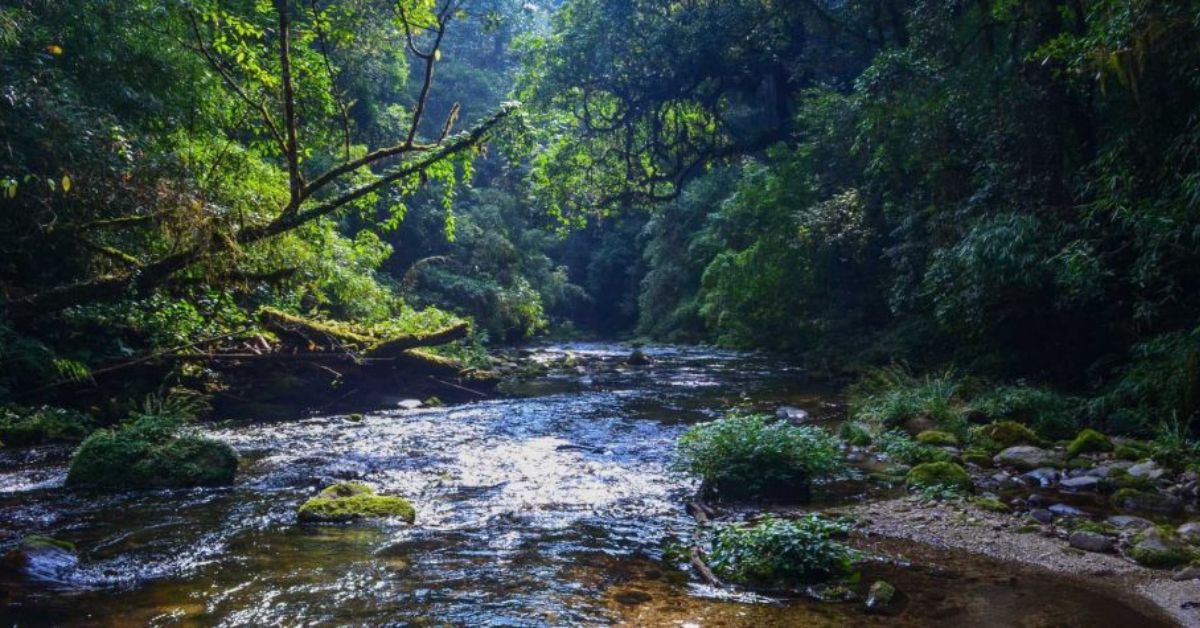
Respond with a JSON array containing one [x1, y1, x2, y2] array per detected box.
[[520, 0, 1200, 438]]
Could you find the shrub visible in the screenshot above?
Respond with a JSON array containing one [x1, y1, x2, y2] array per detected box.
[[876, 429, 952, 465], [906, 462, 972, 493], [850, 366, 967, 436], [971, 385, 1080, 440], [708, 515, 858, 586], [0, 406, 93, 447], [675, 414, 843, 500]]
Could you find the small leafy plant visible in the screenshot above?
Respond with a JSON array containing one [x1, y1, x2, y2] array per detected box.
[[708, 514, 859, 586], [675, 414, 843, 500]]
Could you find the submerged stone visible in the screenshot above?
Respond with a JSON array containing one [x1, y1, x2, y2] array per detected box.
[[297, 482, 415, 523], [1, 536, 78, 585], [865, 580, 897, 614]]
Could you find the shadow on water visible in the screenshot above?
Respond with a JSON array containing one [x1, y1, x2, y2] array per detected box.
[[0, 343, 1173, 626]]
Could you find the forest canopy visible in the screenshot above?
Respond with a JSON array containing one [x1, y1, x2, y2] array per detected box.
[[3, 0, 1200, 437]]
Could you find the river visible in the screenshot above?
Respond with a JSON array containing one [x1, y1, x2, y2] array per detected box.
[[0, 344, 1172, 626]]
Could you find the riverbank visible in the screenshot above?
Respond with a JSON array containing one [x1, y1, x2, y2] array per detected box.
[[839, 496, 1197, 626]]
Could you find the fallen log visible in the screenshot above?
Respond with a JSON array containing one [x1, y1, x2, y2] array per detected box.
[[258, 307, 377, 348], [365, 322, 469, 358]]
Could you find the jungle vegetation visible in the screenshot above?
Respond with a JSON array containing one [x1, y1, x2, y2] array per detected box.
[[2, 0, 1200, 441]]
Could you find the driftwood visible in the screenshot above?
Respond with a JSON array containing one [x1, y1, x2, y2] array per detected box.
[[689, 547, 722, 587]]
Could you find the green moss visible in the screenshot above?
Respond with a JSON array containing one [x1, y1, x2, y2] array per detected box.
[[1127, 526, 1195, 568], [961, 448, 994, 467], [1111, 488, 1181, 514], [1067, 429, 1113, 458], [1102, 469, 1156, 491], [0, 406, 93, 447], [1114, 441, 1154, 461], [297, 482, 415, 523], [17, 535, 75, 552], [839, 421, 873, 446], [916, 430, 958, 446], [65, 415, 237, 490], [1070, 520, 1116, 535], [970, 496, 1009, 513], [906, 462, 972, 493], [972, 421, 1039, 449]]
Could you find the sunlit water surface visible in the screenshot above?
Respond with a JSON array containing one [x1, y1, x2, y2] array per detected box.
[[0, 344, 1169, 626]]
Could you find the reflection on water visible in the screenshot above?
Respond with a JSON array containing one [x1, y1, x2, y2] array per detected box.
[[0, 344, 1170, 626]]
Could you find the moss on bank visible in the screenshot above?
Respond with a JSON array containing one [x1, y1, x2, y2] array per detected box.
[[0, 406, 93, 447]]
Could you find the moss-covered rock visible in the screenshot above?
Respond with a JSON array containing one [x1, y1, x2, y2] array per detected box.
[[1100, 468, 1155, 491], [906, 462, 972, 492], [961, 448, 994, 468], [993, 445, 1063, 471], [1126, 527, 1195, 568], [1066, 429, 1113, 458], [297, 482, 415, 523], [916, 430, 958, 447], [0, 406, 93, 447], [1114, 441, 1154, 461], [65, 416, 237, 490], [973, 421, 1040, 449], [1111, 488, 1183, 515]]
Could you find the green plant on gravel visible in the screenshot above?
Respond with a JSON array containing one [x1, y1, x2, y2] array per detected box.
[[675, 414, 843, 500], [849, 366, 968, 436], [838, 421, 873, 446], [876, 429, 953, 465], [708, 514, 859, 586]]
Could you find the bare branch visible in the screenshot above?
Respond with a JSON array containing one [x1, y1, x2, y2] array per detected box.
[[276, 0, 303, 209]]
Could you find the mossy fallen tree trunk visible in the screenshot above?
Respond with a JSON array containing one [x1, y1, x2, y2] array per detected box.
[[364, 322, 469, 358]]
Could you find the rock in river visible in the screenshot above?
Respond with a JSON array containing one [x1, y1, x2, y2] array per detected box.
[[297, 482, 415, 523], [1, 536, 78, 585], [776, 406, 809, 423], [994, 446, 1064, 471]]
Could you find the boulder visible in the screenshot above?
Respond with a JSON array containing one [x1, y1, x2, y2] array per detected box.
[[1069, 530, 1114, 553], [1066, 429, 1113, 458], [66, 417, 238, 491], [1127, 460, 1165, 481], [1177, 521, 1200, 545], [976, 421, 1040, 448], [994, 446, 1064, 471], [297, 482, 415, 523], [906, 462, 972, 493], [1104, 515, 1154, 531], [1, 536, 78, 585]]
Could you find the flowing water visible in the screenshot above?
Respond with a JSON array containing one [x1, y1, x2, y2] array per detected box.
[[0, 344, 1173, 626]]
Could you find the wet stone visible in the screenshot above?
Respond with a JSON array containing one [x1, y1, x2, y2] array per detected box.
[[1060, 476, 1100, 492], [775, 406, 809, 423], [1105, 515, 1154, 531], [1177, 521, 1200, 545], [1049, 503, 1087, 518], [1029, 508, 1054, 524], [995, 446, 1064, 471], [1069, 531, 1115, 553], [1022, 468, 1060, 488], [1127, 461, 1165, 481]]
